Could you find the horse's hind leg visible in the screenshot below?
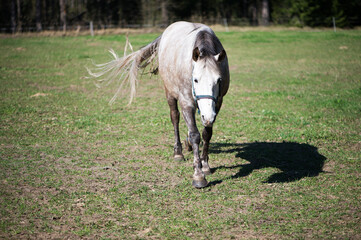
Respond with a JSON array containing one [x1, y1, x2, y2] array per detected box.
[[184, 136, 192, 152], [201, 127, 212, 175], [167, 96, 184, 161]]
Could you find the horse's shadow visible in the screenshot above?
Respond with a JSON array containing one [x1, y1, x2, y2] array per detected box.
[[208, 141, 326, 186]]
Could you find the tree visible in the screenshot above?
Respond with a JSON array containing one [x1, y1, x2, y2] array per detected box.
[[16, 0, 22, 32], [59, 0, 66, 31], [36, 0, 42, 31], [249, 0, 257, 25], [161, 0, 169, 26], [11, 0, 16, 33], [261, 0, 270, 25]]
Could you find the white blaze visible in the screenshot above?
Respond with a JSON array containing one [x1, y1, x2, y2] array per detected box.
[[198, 99, 216, 126], [192, 60, 220, 127]]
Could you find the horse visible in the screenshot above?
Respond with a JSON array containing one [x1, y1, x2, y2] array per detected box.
[[88, 21, 230, 188]]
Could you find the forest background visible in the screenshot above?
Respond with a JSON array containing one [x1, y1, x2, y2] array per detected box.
[[1, 0, 361, 33]]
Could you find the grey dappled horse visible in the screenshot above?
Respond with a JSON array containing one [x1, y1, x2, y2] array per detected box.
[[88, 21, 230, 188]]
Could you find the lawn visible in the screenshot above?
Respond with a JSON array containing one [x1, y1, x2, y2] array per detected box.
[[0, 28, 360, 239]]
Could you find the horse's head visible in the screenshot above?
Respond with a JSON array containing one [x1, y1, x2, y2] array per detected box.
[[192, 47, 226, 127]]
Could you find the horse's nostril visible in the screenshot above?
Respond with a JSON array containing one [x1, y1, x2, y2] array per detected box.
[[201, 115, 205, 120]]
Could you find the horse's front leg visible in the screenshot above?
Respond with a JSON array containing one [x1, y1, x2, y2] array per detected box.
[[201, 127, 212, 175], [182, 107, 208, 188]]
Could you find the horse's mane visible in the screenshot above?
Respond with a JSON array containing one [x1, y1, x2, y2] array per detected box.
[[194, 30, 223, 57], [194, 30, 224, 69]]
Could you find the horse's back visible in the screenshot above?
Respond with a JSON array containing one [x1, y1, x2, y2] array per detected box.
[[162, 21, 210, 36], [159, 21, 213, 55]]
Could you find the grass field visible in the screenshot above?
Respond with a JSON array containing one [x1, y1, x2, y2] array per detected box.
[[0, 28, 360, 239]]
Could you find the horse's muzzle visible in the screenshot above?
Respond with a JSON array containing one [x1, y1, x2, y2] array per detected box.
[[201, 114, 215, 127]]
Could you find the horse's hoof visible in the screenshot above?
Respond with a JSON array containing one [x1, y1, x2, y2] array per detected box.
[[201, 160, 211, 175], [174, 154, 185, 162], [192, 178, 208, 188], [202, 168, 212, 176]]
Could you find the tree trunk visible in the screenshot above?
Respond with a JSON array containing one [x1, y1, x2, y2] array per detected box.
[[16, 0, 22, 32], [11, 0, 16, 33], [36, 0, 42, 31], [242, 0, 248, 18], [261, 0, 270, 26], [161, 0, 168, 27], [59, 0, 66, 32], [249, 3, 257, 26]]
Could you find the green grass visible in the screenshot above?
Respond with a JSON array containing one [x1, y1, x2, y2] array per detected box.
[[0, 29, 360, 239]]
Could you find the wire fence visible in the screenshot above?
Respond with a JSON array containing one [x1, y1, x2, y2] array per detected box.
[[1, 17, 360, 34]]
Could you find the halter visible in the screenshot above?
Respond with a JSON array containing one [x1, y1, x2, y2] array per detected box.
[[191, 75, 219, 114]]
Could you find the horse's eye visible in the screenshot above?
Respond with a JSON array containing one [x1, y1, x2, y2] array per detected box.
[[194, 79, 198, 83], [217, 78, 222, 84]]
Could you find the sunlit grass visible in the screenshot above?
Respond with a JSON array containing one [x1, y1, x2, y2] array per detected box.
[[0, 29, 360, 239]]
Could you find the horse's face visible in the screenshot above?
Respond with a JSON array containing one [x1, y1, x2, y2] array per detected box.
[[192, 47, 226, 127]]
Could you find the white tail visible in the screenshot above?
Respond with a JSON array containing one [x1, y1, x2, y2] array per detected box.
[[87, 35, 161, 105]]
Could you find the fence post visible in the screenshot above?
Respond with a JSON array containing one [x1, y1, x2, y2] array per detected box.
[[90, 21, 94, 37], [332, 17, 336, 33], [223, 18, 229, 32]]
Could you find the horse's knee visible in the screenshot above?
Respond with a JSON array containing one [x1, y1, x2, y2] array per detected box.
[[189, 131, 200, 145], [202, 127, 213, 142]]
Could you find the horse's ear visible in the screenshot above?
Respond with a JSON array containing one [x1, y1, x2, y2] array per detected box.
[[192, 47, 200, 62], [215, 49, 226, 62]]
